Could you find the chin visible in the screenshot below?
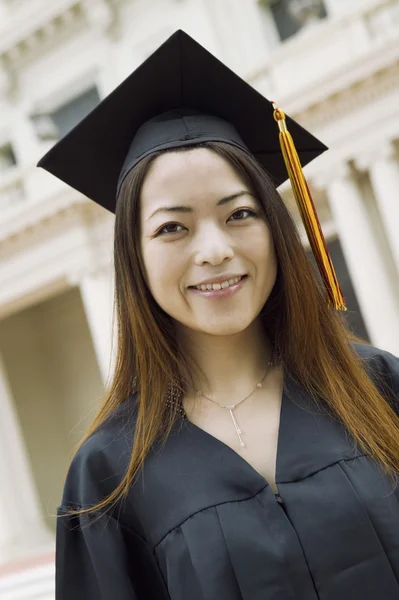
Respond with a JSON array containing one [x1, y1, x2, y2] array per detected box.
[[194, 317, 253, 337]]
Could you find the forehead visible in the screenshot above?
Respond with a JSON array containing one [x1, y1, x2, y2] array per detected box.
[[140, 148, 248, 205]]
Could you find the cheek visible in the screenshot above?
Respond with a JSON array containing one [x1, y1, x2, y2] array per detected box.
[[141, 243, 182, 298], [242, 225, 276, 268], [141, 245, 159, 292]]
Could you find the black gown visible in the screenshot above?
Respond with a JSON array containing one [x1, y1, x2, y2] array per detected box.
[[56, 343, 399, 599]]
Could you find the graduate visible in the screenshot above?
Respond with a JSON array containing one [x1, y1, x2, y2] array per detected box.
[[38, 30, 399, 600]]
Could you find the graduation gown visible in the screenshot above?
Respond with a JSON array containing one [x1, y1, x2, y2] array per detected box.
[[56, 343, 399, 599]]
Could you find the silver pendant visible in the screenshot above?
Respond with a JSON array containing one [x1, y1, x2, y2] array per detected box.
[[226, 406, 245, 448]]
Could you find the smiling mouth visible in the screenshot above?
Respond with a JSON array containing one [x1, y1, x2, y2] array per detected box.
[[190, 275, 246, 291]]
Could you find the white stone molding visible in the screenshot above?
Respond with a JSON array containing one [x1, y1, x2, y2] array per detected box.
[[75, 264, 116, 384], [0, 166, 25, 211], [356, 141, 399, 273], [0, 189, 89, 247], [366, 0, 399, 46], [0, 57, 13, 97], [30, 65, 99, 116], [203, 0, 273, 75], [311, 161, 351, 190], [355, 139, 397, 171], [0, 197, 114, 325], [0, 0, 120, 75], [290, 59, 399, 132], [0, 353, 53, 565], [324, 161, 399, 354], [0, 0, 85, 71], [11, 111, 44, 169], [249, 0, 399, 129], [82, 0, 117, 34]]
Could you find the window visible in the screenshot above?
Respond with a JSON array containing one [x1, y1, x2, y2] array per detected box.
[[0, 142, 17, 173], [0, 142, 24, 209], [306, 238, 369, 342], [50, 86, 100, 139], [259, 0, 327, 42]]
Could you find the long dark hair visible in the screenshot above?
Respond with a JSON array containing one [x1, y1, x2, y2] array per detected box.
[[66, 141, 399, 517]]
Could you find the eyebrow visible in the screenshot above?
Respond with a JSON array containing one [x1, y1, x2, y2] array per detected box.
[[147, 191, 255, 220]]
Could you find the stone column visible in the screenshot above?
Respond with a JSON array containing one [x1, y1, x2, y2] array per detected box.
[[357, 142, 399, 274], [315, 162, 399, 355], [0, 354, 53, 565], [78, 265, 116, 384]]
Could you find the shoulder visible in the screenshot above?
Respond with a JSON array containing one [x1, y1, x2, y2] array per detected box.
[[60, 394, 138, 510], [352, 341, 399, 381], [352, 342, 399, 410]]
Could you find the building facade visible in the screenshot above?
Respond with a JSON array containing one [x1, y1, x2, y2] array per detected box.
[[1, 0, 399, 597]]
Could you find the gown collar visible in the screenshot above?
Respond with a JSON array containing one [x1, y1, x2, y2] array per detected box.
[[179, 369, 365, 487], [130, 370, 366, 547]]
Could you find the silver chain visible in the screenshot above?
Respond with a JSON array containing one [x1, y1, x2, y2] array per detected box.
[[194, 359, 274, 448]]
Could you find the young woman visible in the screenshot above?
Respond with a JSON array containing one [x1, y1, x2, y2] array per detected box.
[[39, 31, 399, 600]]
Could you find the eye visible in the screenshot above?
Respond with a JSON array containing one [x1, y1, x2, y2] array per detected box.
[[156, 222, 186, 236], [228, 208, 257, 221]]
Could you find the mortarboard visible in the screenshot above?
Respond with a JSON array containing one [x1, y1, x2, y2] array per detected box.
[[37, 29, 345, 310]]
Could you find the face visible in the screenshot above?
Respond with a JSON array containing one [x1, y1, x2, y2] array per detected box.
[[140, 148, 277, 337]]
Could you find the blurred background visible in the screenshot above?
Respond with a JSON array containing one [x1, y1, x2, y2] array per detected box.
[[1, 0, 399, 597]]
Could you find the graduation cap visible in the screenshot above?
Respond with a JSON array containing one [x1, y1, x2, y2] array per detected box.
[[37, 29, 345, 310]]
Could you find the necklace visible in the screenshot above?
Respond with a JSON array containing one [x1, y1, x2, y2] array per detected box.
[[194, 358, 273, 448]]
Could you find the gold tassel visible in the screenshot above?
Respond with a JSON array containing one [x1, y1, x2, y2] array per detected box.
[[273, 104, 346, 311]]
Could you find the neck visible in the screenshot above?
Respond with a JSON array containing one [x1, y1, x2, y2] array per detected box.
[[177, 318, 274, 403]]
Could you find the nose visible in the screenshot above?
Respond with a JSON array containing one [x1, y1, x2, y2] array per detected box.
[[194, 224, 234, 266]]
